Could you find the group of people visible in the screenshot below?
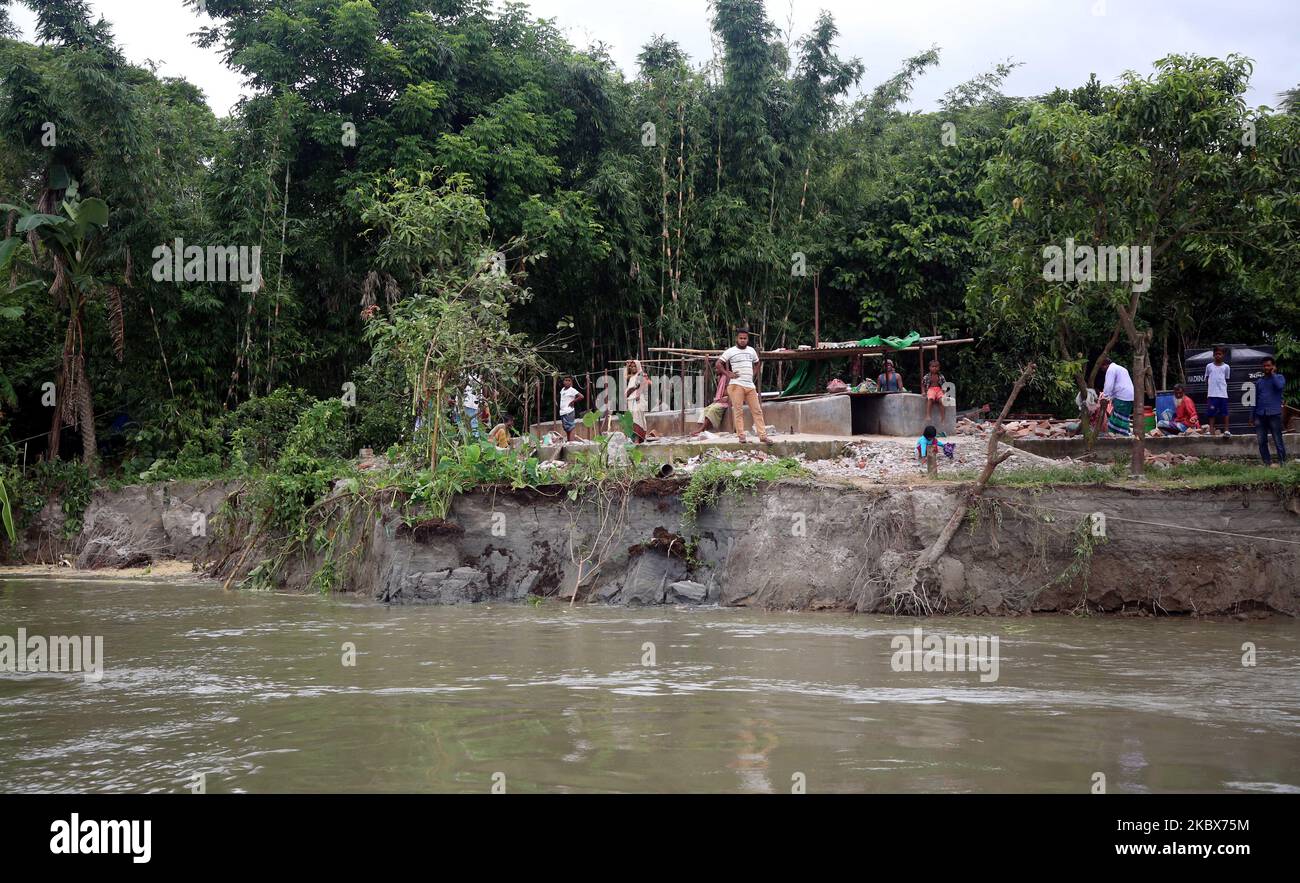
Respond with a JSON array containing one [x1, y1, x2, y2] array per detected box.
[[437, 380, 516, 449], [1097, 347, 1288, 466], [872, 358, 949, 421], [443, 340, 1288, 468]]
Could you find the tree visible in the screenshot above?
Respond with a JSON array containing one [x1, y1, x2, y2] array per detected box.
[[1, 191, 123, 470], [356, 172, 548, 469], [974, 55, 1300, 474]]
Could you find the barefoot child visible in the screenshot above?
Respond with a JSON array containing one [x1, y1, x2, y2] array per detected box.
[[923, 360, 946, 422], [916, 425, 939, 461]]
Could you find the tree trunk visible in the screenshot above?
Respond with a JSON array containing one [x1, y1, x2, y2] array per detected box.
[[1060, 324, 1095, 446], [917, 362, 1036, 569], [78, 371, 97, 475], [1161, 326, 1169, 391], [1116, 304, 1149, 477]]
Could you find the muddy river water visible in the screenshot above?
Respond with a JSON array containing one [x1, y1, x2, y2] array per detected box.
[[1, 576, 1297, 793]]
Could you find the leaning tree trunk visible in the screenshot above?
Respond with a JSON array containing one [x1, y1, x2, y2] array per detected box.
[[916, 362, 1037, 569]]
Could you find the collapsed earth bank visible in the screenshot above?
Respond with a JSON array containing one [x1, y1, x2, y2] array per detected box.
[[12, 478, 1300, 616]]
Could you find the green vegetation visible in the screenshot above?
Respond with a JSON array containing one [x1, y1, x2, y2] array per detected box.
[[1, 457, 94, 539], [1, 1, 1297, 559], [942, 459, 1300, 491], [681, 457, 811, 525]]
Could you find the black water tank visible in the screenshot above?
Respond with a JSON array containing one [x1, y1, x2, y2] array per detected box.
[[1184, 344, 1275, 434]]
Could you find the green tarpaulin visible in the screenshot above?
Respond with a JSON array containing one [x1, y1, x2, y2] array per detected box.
[[855, 331, 922, 349], [782, 362, 815, 396], [780, 331, 923, 396]]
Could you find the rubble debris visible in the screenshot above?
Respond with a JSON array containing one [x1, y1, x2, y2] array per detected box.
[[1144, 451, 1201, 468], [806, 438, 1057, 481], [955, 415, 1217, 441]]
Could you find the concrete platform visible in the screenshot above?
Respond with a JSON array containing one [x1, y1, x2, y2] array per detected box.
[[528, 433, 854, 465], [527, 392, 952, 440], [636, 434, 849, 463], [866, 392, 956, 437], [1012, 432, 1300, 460]]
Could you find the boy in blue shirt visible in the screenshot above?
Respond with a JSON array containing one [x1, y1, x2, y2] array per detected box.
[[1249, 357, 1287, 466]]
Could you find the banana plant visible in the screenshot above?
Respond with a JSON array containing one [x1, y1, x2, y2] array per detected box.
[[0, 476, 14, 544], [1, 184, 123, 473]]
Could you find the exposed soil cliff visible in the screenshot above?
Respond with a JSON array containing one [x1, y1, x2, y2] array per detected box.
[[16, 478, 1300, 616]]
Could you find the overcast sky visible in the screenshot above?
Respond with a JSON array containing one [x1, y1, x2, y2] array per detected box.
[[11, 0, 1298, 117]]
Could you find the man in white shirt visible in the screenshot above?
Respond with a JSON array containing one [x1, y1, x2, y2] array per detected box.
[[1098, 356, 1135, 436], [717, 329, 772, 444]]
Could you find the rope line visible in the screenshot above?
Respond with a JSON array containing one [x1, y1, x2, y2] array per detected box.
[[1017, 502, 1300, 547]]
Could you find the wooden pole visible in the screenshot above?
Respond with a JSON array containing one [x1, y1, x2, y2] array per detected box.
[[926, 440, 938, 478], [679, 357, 687, 436], [813, 271, 820, 347]]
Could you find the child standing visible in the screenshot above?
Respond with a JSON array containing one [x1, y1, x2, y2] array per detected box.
[[558, 375, 583, 442], [923, 360, 947, 422], [1204, 346, 1231, 436]]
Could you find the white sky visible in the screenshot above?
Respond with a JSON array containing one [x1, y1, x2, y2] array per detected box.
[[11, 0, 1298, 117]]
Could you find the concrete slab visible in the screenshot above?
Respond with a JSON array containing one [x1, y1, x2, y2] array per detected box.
[[875, 393, 956, 438], [631, 436, 849, 463], [529, 393, 939, 440], [1012, 432, 1300, 460]]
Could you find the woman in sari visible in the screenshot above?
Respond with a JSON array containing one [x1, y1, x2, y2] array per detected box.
[[625, 358, 649, 443]]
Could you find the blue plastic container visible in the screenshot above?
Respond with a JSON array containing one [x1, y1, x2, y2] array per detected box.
[[1155, 390, 1176, 424]]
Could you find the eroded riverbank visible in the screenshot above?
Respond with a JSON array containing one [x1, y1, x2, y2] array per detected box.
[[9, 476, 1300, 615]]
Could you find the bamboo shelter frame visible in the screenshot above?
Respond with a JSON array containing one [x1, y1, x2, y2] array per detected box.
[[652, 337, 973, 388]]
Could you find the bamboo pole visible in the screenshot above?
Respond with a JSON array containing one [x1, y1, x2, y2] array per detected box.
[[679, 357, 686, 436]]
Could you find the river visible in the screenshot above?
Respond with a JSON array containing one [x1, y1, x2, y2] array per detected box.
[[1, 576, 1297, 793]]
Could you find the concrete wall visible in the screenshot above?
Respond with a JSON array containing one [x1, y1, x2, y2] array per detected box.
[[528, 393, 959, 438], [874, 393, 957, 438], [529, 394, 854, 438], [725, 395, 851, 436], [1014, 433, 1300, 460]]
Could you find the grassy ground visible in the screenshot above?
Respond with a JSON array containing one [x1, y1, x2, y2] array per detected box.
[[939, 459, 1300, 490]]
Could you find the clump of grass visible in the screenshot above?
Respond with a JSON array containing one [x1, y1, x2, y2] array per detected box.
[[681, 457, 810, 525], [1152, 459, 1300, 489], [942, 458, 1300, 491], [940, 462, 1125, 487]]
